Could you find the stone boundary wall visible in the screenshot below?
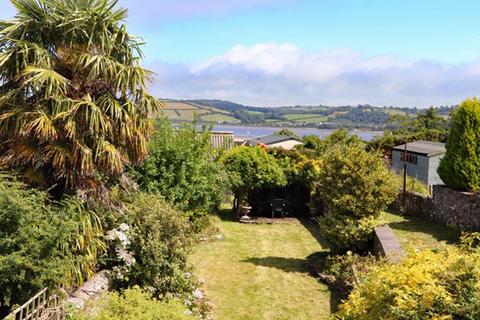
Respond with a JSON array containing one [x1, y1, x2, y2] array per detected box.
[[393, 186, 480, 231]]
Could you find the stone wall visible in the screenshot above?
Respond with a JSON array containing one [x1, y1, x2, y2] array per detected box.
[[431, 186, 480, 230], [393, 186, 480, 231]]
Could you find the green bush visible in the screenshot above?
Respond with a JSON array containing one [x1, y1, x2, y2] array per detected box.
[[301, 129, 363, 155], [318, 214, 382, 253], [221, 146, 287, 212], [334, 247, 480, 320], [395, 174, 430, 196], [132, 117, 229, 216], [114, 193, 193, 297], [438, 98, 480, 191], [0, 174, 105, 309], [71, 287, 193, 320], [308, 252, 377, 298], [316, 144, 398, 253], [317, 144, 398, 218]]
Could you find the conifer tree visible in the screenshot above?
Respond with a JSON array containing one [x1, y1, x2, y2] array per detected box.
[[438, 98, 480, 191]]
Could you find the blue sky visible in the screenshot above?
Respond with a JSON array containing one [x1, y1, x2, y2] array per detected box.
[[2, 0, 480, 107]]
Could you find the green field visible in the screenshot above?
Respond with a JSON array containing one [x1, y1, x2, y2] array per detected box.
[[162, 101, 234, 122], [383, 109, 407, 116], [190, 214, 332, 320], [161, 109, 209, 121], [243, 110, 264, 115], [201, 113, 241, 123], [283, 114, 328, 123]]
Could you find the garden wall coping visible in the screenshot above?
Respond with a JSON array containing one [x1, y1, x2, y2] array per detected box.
[[373, 225, 405, 263]]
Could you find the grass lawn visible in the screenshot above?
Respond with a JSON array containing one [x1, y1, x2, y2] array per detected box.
[[381, 210, 461, 251], [190, 213, 333, 320]]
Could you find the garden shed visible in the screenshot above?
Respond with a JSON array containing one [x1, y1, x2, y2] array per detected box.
[[392, 140, 445, 186]]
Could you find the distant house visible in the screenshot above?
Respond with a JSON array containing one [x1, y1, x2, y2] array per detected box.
[[391, 140, 446, 186], [246, 134, 303, 150]]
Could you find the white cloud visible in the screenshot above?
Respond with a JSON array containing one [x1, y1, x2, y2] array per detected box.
[[147, 43, 480, 107]]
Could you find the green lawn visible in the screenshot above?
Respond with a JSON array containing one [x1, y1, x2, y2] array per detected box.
[[190, 214, 332, 320], [381, 210, 460, 251]]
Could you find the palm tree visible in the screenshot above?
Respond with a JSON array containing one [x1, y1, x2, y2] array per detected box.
[[0, 0, 161, 196]]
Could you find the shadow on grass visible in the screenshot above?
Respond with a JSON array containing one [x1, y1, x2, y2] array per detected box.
[[215, 207, 237, 222], [241, 256, 308, 273], [299, 218, 331, 250], [388, 214, 461, 245]]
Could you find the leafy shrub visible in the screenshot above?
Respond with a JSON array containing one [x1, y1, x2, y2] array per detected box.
[[334, 247, 480, 320], [59, 199, 106, 287], [317, 144, 398, 218], [114, 193, 193, 297], [307, 252, 377, 298], [301, 129, 363, 155], [438, 98, 480, 191], [132, 117, 229, 217], [221, 146, 287, 212], [316, 144, 398, 253], [71, 287, 193, 320], [318, 214, 383, 253], [0, 174, 105, 309]]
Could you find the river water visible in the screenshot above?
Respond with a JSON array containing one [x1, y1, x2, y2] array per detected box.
[[210, 125, 382, 141]]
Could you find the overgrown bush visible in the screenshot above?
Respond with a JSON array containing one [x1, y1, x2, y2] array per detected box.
[[334, 246, 480, 320], [113, 193, 193, 297], [318, 215, 383, 253], [395, 174, 430, 196], [301, 129, 363, 156], [132, 117, 229, 220], [221, 146, 287, 212], [0, 174, 105, 310], [438, 97, 480, 192], [316, 144, 398, 253], [71, 287, 194, 320], [307, 252, 377, 298]]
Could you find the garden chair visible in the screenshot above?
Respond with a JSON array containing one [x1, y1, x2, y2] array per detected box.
[[271, 198, 286, 218]]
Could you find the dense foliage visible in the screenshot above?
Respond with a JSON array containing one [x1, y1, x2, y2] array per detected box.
[[301, 129, 362, 156], [438, 98, 480, 191], [72, 287, 193, 320], [0, 0, 160, 195], [335, 246, 480, 320], [316, 144, 398, 253], [132, 117, 228, 215], [307, 252, 377, 298], [114, 193, 193, 297], [368, 107, 448, 152], [0, 174, 105, 309], [221, 146, 287, 212]]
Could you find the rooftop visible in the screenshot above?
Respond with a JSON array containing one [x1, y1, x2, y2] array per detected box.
[[393, 140, 446, 156], [246, 134, 303, 146]]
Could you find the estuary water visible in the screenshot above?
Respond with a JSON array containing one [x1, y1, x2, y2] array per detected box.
[[210, 125, 382, 141]]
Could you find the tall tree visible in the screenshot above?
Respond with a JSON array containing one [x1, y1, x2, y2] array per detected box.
[[0, 0, 160, 196], [438, 98, 480, 191]]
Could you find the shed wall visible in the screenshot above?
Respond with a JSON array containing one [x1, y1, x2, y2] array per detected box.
[[392, 150, 429, 184], [427, 154, 444, 185]]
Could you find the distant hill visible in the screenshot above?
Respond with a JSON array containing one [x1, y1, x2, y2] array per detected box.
[[160, 99, 455, 130]]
